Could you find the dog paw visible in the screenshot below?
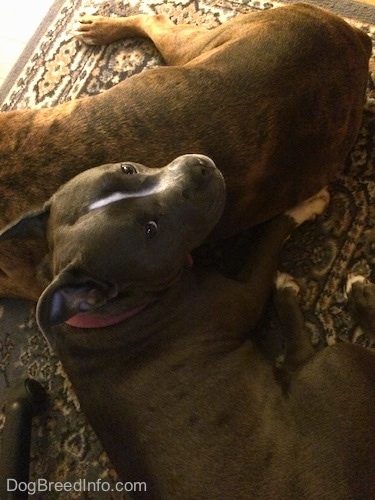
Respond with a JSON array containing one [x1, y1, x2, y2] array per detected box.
[[72, 15, 119, 45], [344, 273, 369, 299], [286, 188, 330, 226], [345, 274, 375, 342], [275, 272, 300, 295], [72, 15, 139, 46]]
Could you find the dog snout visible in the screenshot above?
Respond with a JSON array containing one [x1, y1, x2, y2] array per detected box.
[[169, 154, 219, 186], [189, 155, 218, 186]]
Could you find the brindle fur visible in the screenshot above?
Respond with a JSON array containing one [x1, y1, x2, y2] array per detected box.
[[0, 3, 371, 298]]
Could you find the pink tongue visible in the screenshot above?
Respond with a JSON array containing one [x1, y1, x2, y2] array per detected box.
[[65, 304, 147, 329]]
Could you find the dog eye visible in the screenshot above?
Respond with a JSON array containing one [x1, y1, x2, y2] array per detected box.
[[121, 163, 137, 174], [145, 221, 158, 239]]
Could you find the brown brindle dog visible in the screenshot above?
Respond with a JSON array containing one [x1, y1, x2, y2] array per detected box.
[[0, 3, 371, 299]]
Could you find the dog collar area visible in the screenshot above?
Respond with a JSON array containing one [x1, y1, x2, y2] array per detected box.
[[65, 304, 148, 329]]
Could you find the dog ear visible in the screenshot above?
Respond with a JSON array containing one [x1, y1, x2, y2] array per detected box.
[[0, 206, 49, 241], [36, 264, 118, 348]]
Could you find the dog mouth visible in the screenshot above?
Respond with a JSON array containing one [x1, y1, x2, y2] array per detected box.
[[64, 254, 193, 329]]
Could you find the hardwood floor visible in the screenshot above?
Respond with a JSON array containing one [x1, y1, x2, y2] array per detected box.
[[0, 0, 55, 87]]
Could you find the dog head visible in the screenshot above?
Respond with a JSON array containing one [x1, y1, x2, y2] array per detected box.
[[0, 154, 225, 346]]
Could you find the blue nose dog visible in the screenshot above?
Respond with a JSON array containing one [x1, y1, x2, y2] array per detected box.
[[1, 157, 375, 498]]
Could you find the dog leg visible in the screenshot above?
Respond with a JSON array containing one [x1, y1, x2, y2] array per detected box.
[[73, 12, 266, 67], [238, 189, 330, 326], [73, 14, 175, 46], [274, 273, 315, 372], [73, 14, 211, 65], [345, 274, 375, 342], [267, 191, 329, 372]]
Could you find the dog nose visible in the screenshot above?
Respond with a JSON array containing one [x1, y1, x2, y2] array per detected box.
[[183, 154, 218, 185], [166, 154, 223, 194]]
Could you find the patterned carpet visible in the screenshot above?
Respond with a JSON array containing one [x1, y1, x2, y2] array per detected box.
[[0, 0, 374, 497]]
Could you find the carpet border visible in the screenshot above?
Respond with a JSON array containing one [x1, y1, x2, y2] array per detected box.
[[281, 0, 375, 23], [0, 0, 66, 102]]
